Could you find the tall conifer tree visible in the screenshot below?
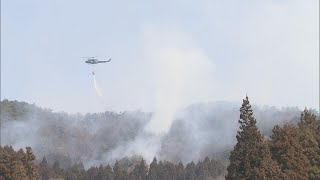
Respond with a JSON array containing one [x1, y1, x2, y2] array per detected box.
[[270, 124, 311, 180], [147, 157, 158, 180], [298, 109, 320, 179], [226, 96, 282, 179]]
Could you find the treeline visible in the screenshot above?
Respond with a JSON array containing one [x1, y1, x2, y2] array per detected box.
[[1, 97, 319, 179], [1, 99, 303, 167], [0, 146, 38, 179], [40, 156, 225, 180], [1, 99, 151, 168], [226, 96, 320, 179], [0, 146, 226, 180]]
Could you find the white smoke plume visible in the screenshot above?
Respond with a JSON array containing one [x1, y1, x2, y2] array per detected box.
[[141, 24, 215, 134], [88, 25, 218, 164]]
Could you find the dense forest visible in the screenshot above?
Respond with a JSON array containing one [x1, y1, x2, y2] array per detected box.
[[0, 97, 319, 179]]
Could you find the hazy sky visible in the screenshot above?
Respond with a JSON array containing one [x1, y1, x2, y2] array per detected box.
[[1, 0, 319, 113]]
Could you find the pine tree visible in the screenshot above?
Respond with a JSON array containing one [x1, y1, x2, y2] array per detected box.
[[196, 160, 210, 180], [10, 155, 27, 180], [53, 160, 60, 170], [147, 157, 158, 180], [163, 161, 176, 180], [130, 159, 147, 180], [39, 156, 50, 180], [270, 124, 311, 179], [0, 146, 41, 180], [128, 171, 141, 180], [114, 160, 128, 180], [52, 160, 64, 178], [298, 109, 320, 179], [96, 164, 108, 180], [137, 159, 148, 180], [209, 158, 225, 178], [86, 166, 98, 179], [175, 161, 184, 180], [156, 161, 166, 180], [23, 147, 39, 180], [67, 162, 85, 180], [226, 96, 282, 180], [105, 164, 115, 180], [0, 147, 11, 179], [299, 109, 319, 133], [185, 161, 196, 180]]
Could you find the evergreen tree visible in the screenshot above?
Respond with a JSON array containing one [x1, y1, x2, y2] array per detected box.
[[10, 156, 27, 180], [130, 159, 147, 180], [156, 161, 166, 180], [53, 160, 60, 170], [0, 147, 11, 179], [0, 146, 40, 180], [105, 164, 115, 180], [128, 171, 141, 180], [185, 161, 196, 180], [114, 160, 128, 180], [65, 170, 78, 180], [86, 166, 99, 179], [52, 160, 64, 178], [299, 128, 320, 179], [96, 164, 108, 180], [196, 158, 210, 180], [298, 109, 320, 179], [39, 156, 50, 180], [175, 161, 184, 180], [163, 161, 176, 180], [137, 159, 148, 180], [299, 108, 319, 136], [209, 158, 225, 178], [67, 162, 85, 180], [23, 147, 39, 180], [226, 96, 282, 179], [147, 157, 158, 180], [270, 124, 311, 179]]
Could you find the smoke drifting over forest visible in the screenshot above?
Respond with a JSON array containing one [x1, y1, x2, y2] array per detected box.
[[1, 99, 304, 169], [141, 25, 215, 134]]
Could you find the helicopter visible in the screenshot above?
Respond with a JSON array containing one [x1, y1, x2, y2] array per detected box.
[[84, 57, 111, 64]]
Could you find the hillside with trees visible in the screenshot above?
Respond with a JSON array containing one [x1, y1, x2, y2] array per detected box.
[[226, 97, 319, 180], [1, 98, 319, 179]]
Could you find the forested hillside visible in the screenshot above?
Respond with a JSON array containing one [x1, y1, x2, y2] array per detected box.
[[1, 99, 304, 167], [226, 96, 320, 179], [1, 98, 319, 179]]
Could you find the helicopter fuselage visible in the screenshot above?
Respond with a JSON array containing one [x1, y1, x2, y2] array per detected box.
[[85, 58, 111, 64]]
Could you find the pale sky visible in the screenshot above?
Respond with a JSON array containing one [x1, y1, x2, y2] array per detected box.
[[1, 0, 319, 114]]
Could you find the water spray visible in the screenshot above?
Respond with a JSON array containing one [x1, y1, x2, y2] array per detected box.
[[92, 71, 103, 98]]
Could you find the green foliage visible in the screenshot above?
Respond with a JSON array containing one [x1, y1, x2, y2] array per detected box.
[[0, 99, 37, 122], [226, 96, 282, 180]]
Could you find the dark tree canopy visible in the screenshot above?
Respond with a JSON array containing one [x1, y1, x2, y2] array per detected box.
[[0, 146, 39, 180], [298, 108, 320, 179], [226, 96, 282, 179], [270, 124, 311, 180]]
